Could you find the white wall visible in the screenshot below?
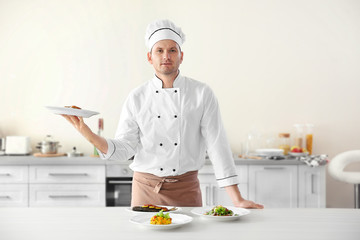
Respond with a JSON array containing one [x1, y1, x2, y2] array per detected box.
[[1, 0, 359, 208]]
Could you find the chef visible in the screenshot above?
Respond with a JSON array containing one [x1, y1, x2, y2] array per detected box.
[[63, 19, 263, 209]]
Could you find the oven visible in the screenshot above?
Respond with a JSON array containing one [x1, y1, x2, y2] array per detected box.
[[106, 163, 133, 207]]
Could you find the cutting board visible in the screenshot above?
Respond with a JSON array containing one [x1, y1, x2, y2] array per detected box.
[[33, 153, 66, 157]]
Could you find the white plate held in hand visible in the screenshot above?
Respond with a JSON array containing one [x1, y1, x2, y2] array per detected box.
[[45, 106, 99, 118]]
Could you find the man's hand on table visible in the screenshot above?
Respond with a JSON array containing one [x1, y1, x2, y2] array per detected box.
[[234, 199, 264, 209]]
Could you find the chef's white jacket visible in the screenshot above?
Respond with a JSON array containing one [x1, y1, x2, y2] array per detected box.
[[99, 74, 239, 187]]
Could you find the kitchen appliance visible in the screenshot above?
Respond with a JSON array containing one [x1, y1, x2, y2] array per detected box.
[[0, 138, 5, 155], [5, 136, 32, 155], [106, 162, 133, 206], [36, 135, 61, 154]]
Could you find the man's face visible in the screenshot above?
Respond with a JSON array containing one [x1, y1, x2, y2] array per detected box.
[[147, 39, 183, 77]]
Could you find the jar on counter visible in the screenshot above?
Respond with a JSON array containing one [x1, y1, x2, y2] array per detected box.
[[278, 133, 291, 155], [293, 124, 305, 148]]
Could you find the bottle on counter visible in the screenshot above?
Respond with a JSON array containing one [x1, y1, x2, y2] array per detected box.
[[278, 133, 290, 155], [305, 124, 314, 155], [93, 118, 104, 157]]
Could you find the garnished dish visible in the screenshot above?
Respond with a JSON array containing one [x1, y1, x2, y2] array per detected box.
[[131, 204, 178, 212], [129, 212, 192, 229], [150, 210, 172, 225], [205, 205, 238, 216], [191, 206, 250, 221]]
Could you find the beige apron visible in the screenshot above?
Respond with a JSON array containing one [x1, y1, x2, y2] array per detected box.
[[131, 171, 202, 207]]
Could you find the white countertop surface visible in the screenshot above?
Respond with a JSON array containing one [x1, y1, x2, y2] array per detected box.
[[0, 155, 306, 165], [0, 155, 126, 165], [0, 207, 358, 240]]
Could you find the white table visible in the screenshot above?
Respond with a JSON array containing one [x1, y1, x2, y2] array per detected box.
[[0, 207, 359, 240]]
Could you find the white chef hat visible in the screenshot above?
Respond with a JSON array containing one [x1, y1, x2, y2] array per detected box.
[[145, 19, 186, 51]]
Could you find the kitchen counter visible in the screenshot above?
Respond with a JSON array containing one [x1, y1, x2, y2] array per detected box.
[[0, 155, 128, 165], [233, 157, 305, 165], [0, 207, 359, 240], [0, 155, 308, 165]]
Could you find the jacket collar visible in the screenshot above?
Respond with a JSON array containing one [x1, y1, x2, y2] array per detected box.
[[151, 72, 183, 89]]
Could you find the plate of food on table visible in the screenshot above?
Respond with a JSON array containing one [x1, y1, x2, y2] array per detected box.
[[191, 205, 250, 221], [129, 209, 192, 230], [127, 204, 182, 213]]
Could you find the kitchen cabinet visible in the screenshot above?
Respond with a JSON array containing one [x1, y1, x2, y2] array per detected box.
[[248, 165, 298, 208], [0, 166, 28, 207], [298, 165, 326, 208], [29, 184, 105, 207], [198, 160, 326, 208], [0, 163, 106, 207], [29, 165, 105, 207], [0, 184, 28, 207], [198, 165, 248, 207]]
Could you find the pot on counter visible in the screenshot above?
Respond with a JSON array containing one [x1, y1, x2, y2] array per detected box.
[[36, 135, 61, 154], [66, 146, 83, 157]]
